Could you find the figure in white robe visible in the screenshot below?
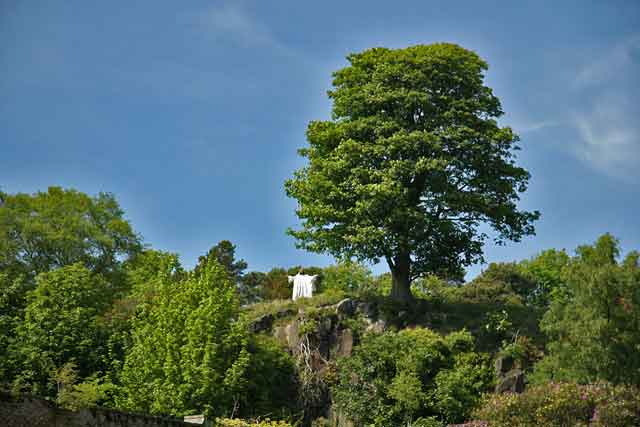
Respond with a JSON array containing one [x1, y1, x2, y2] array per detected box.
[[288, 274, 318, 300]]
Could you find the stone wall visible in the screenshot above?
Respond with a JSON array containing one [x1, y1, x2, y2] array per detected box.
[[0, 392, 197, 427]]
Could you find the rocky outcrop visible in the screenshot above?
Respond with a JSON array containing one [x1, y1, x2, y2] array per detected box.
[[335, 298, 355, 318], [494, 355, 525, 394], [249, 314, 274, 333]]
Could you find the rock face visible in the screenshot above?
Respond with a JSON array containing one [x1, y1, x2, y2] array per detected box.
[[335, 298, 355, 318], [249, 314, 274, 333], [249, 298, 391, 427], [335, 329, 354, 357], [494, 355, 525, 394], [495, 368, 525, 394]]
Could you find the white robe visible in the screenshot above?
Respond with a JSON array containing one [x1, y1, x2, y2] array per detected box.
[[288, 274, 317, 300]]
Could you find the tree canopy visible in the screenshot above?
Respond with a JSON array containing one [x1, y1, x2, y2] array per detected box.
[[285, 43, 539, 302], [533, 234, 640, 385], [14, 264, 112, 395], [0, 187, 142, 279], [117, 256, 251, 417]]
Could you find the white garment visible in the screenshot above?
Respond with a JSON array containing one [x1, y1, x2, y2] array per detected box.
[[288, 274, 317, 300]]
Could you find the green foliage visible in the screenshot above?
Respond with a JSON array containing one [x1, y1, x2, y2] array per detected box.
[[498, 335, 543, 371], [0, 187, 141, 279], [117, 257, 250, 417], [0, 272, 30, 382], [243, 290, 347, 325], [518, 249, 570, 307], [195, 240, 247, 283], [261, 268, 291, 301], [482, 309, 513, 342], [0, 187, 141, 389], [240, 271, 267, 305], [408, 417, 445, 427], [331, 328, 493, 426], [13, 264, 111, 395], [410, 274, 459, 305], [216, 419, 293, 427], [124, 249, 184, 299], [470, 263, 531, 305], [285, 43, 539, 301], [473, 381, 640, 427], [459, 277, 523, 306], [533, 234, 640, 385], [240, 336, 300, 419], [100, 249, 184, 378], [53, 362, 115, 410], [321, 262, 373, 294]]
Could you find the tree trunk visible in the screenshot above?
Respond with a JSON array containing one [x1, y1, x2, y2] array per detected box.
[[389, 253, 414, 304]]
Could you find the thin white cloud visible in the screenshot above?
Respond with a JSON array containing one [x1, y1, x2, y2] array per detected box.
[[199, 3, 292, 55], [570, 35, 640, 181], [572, 95, 639, 180], [575, 35, 640, 87], [506, 119, 561, 134]]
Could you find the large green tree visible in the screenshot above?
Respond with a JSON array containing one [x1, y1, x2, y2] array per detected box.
[[285, 43, 539, 302]]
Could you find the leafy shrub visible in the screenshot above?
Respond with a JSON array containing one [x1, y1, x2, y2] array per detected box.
[[238, 336, 300, 419], [321, 262, 372, 294], [497, 335, 542, 371], [472, 381, 640, 427], [411, 275, 459, 305], [517, 249, 570, 307], [117, 258, 251, 417], [409, 417, 445, 427], [14, 264, 112, 396], [533, 234, 640, 385], [331, 328, 493, 426], [216, 418, 293, 427], [458, 278, 523, 306], [261, 268, 291, 301]]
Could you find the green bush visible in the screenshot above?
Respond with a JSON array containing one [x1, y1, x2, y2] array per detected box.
[[331, 328, 493, 426], [116, 258, 251, 417], [472, 381, 640, 427], [216, 418, 293, 427], [239, 336, 300, 419], [533, 234, 640, 386], [321, 262, 372, 294]]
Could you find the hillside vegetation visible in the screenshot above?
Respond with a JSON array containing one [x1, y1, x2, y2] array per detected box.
[[2, 187, 639, 426]]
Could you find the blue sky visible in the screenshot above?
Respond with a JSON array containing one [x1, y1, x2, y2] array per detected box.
[[2, 1, 639, 278]]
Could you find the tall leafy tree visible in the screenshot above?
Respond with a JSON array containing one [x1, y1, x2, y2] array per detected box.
[[285, 43, 539, 302], [101, 249, 184, 376]]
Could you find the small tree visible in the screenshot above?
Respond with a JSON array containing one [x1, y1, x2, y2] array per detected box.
[[285, 43, 539, 303], [533, 234, 640, 385], [195, 240, 247, 283], [117, 257, 251, 417], [14, 264, 111, 395]]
